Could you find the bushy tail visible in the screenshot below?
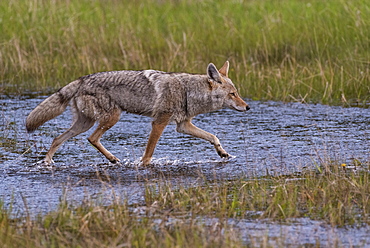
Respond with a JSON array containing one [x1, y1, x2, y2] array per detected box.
[[26, 80, 80, 132]]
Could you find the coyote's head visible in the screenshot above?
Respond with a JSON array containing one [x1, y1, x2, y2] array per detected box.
[[207, 61, 250, 112]]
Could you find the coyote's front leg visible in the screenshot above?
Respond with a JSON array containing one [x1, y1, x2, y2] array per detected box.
[[176, 119, 230, 158]]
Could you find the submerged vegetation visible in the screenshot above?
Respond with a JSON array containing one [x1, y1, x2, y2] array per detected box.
[[1, 0, 369, 104], [1, 164, 369, 247]]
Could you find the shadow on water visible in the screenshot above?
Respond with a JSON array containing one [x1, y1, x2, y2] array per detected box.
[[1, 95, 370, 246]]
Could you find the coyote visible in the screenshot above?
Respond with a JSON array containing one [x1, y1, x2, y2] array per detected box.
[[26, 61, 249, 165]]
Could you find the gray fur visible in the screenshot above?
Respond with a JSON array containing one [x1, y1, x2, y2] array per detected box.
[[26, 61, 249, 165]]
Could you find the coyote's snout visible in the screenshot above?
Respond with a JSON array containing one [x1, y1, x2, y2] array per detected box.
[[26, 61, 249, 165]]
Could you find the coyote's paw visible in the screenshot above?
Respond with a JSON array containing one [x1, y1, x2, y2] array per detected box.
[[109, 158, 121, 164], [217, 151, 231, 158], [108, 160, 123, 167], [214, 143, 231, 159], [30, 159, 54, 167], [140, 160, 151, 167]]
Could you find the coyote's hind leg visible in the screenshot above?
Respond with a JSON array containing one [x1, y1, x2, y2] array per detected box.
[[44, 113, 95, 164], [88, 109, 122, 163]]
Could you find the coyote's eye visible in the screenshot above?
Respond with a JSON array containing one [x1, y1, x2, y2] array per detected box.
[[230, 92, 236, 97]]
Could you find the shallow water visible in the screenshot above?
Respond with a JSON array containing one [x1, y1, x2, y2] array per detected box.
[[1, 95, 370, 246]]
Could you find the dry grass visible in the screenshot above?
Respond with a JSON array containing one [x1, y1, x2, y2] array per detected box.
[[147, 163, 370, 227], [1, 0, 369, 104], [0, 163, 369, 247]]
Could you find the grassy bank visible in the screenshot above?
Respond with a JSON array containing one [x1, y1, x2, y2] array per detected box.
[[1, 0, 369, 104], [147, 164, 370, 227], [1, 164, 369, 247]]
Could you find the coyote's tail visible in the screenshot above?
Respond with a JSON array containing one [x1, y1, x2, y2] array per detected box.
[[26, 80, 81, 132]]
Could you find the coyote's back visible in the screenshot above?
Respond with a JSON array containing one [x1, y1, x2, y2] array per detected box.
[[26, 61, 249, 165]]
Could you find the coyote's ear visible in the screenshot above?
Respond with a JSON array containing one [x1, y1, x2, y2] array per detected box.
[[207, 63, 222, 83], [219, 61, 229, 77]]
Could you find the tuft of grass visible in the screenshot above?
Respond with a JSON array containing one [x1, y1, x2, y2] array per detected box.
[[147, 163, 370, 227], [1, 0, 369, 104], [0, 195, 242, 248]]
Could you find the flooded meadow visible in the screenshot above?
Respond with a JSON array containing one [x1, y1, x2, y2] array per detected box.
[[1, 95, 370, 247]]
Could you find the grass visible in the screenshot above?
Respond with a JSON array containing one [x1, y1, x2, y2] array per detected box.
[[1, 0, 369, 246], [1, 0, 369, 104], [0, 163, 369, 247], [147, 163, 370, 227], [0, 202, 240, 248]]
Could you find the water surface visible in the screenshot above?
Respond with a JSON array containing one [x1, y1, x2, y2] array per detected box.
[[1, 95, 369, 246]]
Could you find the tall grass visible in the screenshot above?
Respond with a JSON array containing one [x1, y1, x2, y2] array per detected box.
[[0, 163, 369, 247], [0, 200, 242, 248], [1, 0, 369, 104], [147, 164, 370, 227]]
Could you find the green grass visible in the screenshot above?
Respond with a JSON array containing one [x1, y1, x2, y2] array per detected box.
[[1, 0, 369, 104], [0, 163, 369, 247], [147, 163, 370, 227], [1, 1, 369, 245], [0, 201, 242, 248]]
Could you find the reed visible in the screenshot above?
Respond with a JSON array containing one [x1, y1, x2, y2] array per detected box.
[[1, 0, 369, 104]]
